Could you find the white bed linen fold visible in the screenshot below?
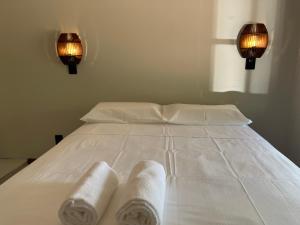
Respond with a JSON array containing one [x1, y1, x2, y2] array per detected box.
[[0, 123, 300, 225]]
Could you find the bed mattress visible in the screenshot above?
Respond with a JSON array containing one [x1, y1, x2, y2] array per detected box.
[[0, 123, 300, 225]]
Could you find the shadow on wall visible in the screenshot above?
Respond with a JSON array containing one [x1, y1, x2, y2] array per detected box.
[[288, 0, 300, 166], [210, 0, 279, 94], [290, 45, 300, 165], [206, 0, 299, 161]]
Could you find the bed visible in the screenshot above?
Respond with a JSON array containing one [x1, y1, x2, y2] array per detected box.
[[0, 103, 300, 225]]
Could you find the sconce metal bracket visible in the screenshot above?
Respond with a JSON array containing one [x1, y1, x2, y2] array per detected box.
[[245, 58, 256, 70], [67, 56, 78, 74]]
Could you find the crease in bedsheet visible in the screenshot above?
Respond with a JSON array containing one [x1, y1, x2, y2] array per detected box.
[[166, 126, 208, 138], [209, 138, 238, 180], [169, 136, 176, 178], [204, 126, 262, 139], [111, 124, 140, 170], [111, 134, 130, 168], [163, 125, 167, 137], [249, 148, 286, 179], [171, 136, 236, 179], [270, 179, 300, 219], [111, 133, 173, 181], [211, 137, 267, 225], [128, 124, 166, 136], [165, 136, 174, 177], [166, 136, 173, 177], [215, 138, 300, 179]]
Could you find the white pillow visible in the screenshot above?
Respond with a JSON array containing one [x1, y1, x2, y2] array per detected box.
[[162, 104, 251, 125], [81, 102, 163, 124]]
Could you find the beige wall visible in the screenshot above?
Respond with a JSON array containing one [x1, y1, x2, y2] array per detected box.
[[0, 0, 298, 164]]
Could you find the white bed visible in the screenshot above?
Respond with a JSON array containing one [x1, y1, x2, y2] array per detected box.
[[1, 104, 300, 225]]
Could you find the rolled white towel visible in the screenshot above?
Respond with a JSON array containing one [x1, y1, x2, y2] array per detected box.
[[58, 161, 119, 225], [116, 160, 166, 225]]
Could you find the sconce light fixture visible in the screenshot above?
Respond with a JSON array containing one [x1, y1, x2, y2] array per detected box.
[[237, 23, 268, 70], [57, 33, 83, 74]]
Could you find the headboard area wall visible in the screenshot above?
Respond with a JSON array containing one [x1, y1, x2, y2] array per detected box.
[[0, 0, 299, 164]]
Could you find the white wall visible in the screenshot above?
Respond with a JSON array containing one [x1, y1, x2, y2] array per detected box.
[[0, 0, 298, 164]]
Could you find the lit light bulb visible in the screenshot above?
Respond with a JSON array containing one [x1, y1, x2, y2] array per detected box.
[[241, 34, 268, 49], [65, 43, 78, 56]]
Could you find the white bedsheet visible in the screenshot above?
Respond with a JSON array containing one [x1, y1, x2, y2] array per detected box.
[[0, 123, 300, 225]]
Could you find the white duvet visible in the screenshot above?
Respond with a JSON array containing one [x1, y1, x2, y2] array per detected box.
[[0, 123, 300, 225]]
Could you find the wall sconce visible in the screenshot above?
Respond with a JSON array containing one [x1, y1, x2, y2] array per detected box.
[[57, 33, 83, 74], [237, 23, 268, 70]]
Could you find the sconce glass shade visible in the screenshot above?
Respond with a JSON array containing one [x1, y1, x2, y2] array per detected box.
[[237, 23, 268, 70], [58, 42, 82, 57], [237, 23, 268, 59], [57, 33, 83, 74]]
